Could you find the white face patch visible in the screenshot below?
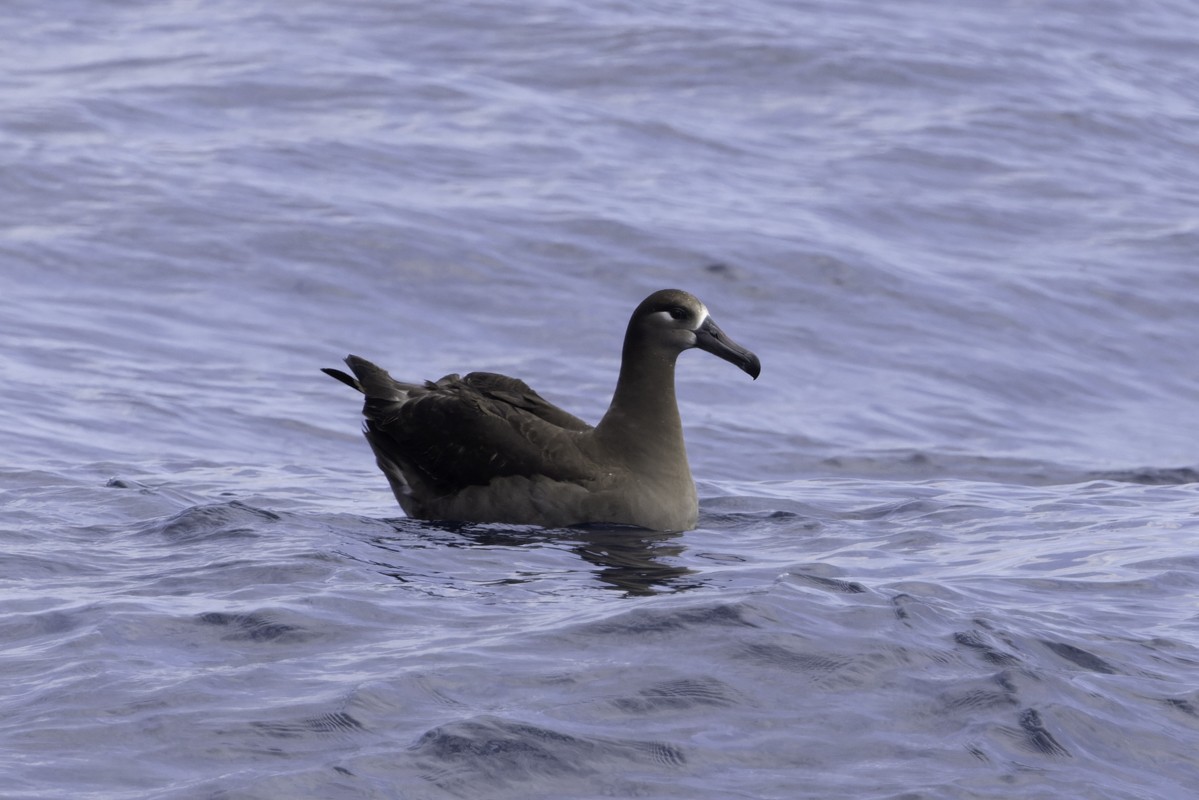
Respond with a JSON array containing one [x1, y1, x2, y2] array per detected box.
[[649, 302, 709, 330]]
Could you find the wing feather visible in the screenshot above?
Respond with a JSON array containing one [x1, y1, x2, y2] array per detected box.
[[350, 369, 594, 496]]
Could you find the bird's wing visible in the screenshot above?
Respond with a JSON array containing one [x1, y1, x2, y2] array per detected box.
[[460, 371, 592, 432], [360, 371, 595, 495]]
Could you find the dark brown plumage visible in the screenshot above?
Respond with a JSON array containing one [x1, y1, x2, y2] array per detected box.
[[324, 289, 759, 530]]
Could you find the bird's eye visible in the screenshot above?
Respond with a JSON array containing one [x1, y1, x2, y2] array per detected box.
[[668, 306, 688, 320]]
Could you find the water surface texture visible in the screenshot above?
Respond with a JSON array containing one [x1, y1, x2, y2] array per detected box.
[[3, 1, 1199, 798]]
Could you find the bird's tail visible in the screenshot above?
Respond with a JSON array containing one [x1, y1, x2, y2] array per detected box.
[[322, 355, 419, 402], [320, 366, 361, 392]]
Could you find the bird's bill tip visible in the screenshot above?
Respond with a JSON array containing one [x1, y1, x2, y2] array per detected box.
[[695, 317, 761, 380]]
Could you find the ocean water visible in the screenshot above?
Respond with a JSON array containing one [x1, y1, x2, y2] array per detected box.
[[3, 0, 1199, 797]]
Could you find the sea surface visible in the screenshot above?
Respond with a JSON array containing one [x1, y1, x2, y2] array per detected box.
[[3, 1, 1199, 798]]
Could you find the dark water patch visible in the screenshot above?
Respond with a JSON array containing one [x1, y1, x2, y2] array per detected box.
[[143, 501, 281, 542], [966, 744, 990, 762], [0, 608, 83, 643], [992, 670, 1019, 695], [953, 629, 1022, 667], [585, 601, 758, 637], [1012, 708, 1071, 758], [610, 677, 737, 714], [738, 642, 854, 675], [790, 572, 868, 594], [409, 715, 685, 789], [0, 550, 110, 581], [1126, 555, 1199, 578], [253, 711, 366, 739], [887, 587, 966, 626], [817, 452, 1073, 485], [1039, 640, 1119, 674], [197, 611, 306, 643], [703, 261, 741, 279], [698, 491, 823, 528], [891, 594, 913, 621], [699, 507, 813, 531], [943, 687, 1019, 713], [1090, 466, 1199, 485], [1162, 696, 1198, 717], [940, 672, 1020, 713], [695, 503, 815, 527], [840, 498, 942, 521]]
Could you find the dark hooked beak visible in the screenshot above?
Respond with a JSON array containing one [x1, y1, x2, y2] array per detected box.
[[694, 316, 761, 379]]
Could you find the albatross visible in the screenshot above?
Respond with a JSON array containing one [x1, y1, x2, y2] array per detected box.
[[322, 288, 760, 531]]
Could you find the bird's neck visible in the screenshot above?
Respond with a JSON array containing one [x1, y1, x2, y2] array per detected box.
[[595, 336, 687, 464]]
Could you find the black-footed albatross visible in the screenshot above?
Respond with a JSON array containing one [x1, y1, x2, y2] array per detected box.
[[322, 288, 760, 531]]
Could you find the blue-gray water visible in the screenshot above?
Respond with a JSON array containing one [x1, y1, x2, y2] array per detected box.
[[3, 1, 1199, 798]]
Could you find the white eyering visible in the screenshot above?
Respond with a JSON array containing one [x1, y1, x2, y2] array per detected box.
[[649, 303, 709, 331]]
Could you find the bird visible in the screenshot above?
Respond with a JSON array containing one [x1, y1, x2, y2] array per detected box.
[[322, 288, 760, 531]]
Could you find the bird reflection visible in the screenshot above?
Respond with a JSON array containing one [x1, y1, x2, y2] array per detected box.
[[367, 518, 695, 596], [565, 525, 695, 596]]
